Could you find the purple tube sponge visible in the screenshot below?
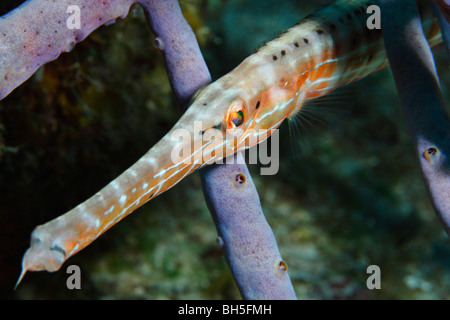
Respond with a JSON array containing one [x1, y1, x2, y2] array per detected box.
[[378, 0, 450, 233], [141, 0, 296, 299], [138, 0, 211, 106], [200, 154, 297, 299], [0, 0, 137, 100]]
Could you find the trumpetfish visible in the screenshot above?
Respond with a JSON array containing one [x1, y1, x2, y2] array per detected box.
[[17, 0, 442, 285]]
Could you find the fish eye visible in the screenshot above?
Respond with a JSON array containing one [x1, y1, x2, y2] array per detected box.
[[230, 109, 244, 127], [226, 101, 246, 128]]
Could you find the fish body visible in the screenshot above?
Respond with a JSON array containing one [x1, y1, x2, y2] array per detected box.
[[17, 0, 442, 283]]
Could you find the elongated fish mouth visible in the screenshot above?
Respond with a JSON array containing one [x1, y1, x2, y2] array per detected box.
[[15, 106, 284, 286]]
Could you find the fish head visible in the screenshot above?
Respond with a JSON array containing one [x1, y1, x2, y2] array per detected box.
[[173, 78, 298, 166]]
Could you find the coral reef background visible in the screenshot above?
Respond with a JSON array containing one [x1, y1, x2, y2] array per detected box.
[[0, 0, 449, 299]]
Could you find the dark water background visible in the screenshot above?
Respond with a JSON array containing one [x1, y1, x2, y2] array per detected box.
[[0, 0, 449, 299]]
